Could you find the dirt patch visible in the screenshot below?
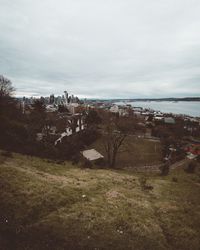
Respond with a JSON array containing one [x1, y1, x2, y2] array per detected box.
[[157, 202, 179, 213], [106, 190, 125, 201]]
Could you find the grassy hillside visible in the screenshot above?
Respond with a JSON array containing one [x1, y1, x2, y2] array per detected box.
[[0, 151, 200, 250]]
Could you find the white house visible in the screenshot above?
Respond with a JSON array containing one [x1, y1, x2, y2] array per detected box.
[[54, 115, 85, 145], [66, 103, 79, 114], [110, 105, 119, 113]]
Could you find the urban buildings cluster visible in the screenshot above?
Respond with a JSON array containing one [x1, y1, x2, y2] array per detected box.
[[17, 92, 200, 159], [19, 91, 81, 114], [21, 91, 80, 106]]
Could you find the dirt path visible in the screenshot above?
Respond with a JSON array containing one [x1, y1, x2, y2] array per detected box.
[[2, 160, 100, 188], [3, 161, 73, 186], [170, 158, 188, 169], [129, 158, 188, 172]]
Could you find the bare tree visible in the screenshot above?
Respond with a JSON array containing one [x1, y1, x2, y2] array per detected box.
[[0, 75, 16, 118], [102, 114, 129, 168], [0, 75, 15, 97]]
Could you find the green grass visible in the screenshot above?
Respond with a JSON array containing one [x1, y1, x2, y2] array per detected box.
[[0, 150, 200, 250], [92, 136, 162, 168]]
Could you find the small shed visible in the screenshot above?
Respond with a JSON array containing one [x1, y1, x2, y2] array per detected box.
[[81, 149, 104, 162]]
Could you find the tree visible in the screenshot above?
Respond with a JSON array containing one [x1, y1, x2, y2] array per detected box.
[[0, 76, 28, 151], [185, 161, 197, 173], [85, 110, 102, 127], [0, 76, 15, 122], [0, 75, 15, 97], [160, 160, 170, 175], [58, 105, 69, 113], [0, 76, 16, 118], [42, 113, 57, 140], [28, 99, 47, 137], [102, 114, 130, 168], [32, 99, 46, 113]]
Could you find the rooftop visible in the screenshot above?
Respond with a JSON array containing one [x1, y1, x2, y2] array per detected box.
[[81, 149, 104, 161], [164, 117, 175, 124]]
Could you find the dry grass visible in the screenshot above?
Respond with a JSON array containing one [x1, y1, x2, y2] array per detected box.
[[0, 150, 200, 250]]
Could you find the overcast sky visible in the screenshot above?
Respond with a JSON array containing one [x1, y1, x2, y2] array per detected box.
[[0, 0, 200, 98]]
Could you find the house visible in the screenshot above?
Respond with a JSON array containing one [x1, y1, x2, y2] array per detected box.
[[36, 133, 43, 141], [54, 114, 85, 145], [133, 107, 143, 112], [66, 103, 80, 114], [133, 111, 142, 118], [119, 108, 129, 117], [164, 117, 175, 124], [42, 125, 57, 135], [154, 115, 164, 122], [46, 104, 57, 112], [110, 105, 119, 113], [184, 144, 200, 156]]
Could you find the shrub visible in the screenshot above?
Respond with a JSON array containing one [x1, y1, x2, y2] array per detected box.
[[139, 176, 153, 191], [81, 159, 93, 168], [1, 151, 13, 158], [160, 162, 170, 176], [71, 154, 80, 165], [185, 161, 196, 173], [95, 158, 106, 168], [55, 160, 65, 165], [80, 128, 101, 146], [172, 177, 178, 182]]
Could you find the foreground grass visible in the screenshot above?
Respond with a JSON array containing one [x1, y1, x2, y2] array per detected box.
[[0, 151, 199, 250]]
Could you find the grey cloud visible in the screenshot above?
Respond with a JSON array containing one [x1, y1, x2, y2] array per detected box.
[[0, 0, 200, 98]]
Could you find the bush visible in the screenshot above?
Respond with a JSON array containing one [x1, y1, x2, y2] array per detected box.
[[57, 134, 85, 160], [1, 151, 13, 158], [185, 161, 196, 173], [81, 159, 93, 168], [172, 177, 178, 182], [160, 162, 170, 176], [80, 128, 101, 146], [139, 176, 153, 191], [71, 154, 80, 165], [55, 160, 65, 165], [95, 158, 106, 168]]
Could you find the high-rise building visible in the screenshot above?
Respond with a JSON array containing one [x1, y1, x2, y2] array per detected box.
[[50, 94, 55, 104], [57, 96, 62, 105], [64, 91, 69, 104]]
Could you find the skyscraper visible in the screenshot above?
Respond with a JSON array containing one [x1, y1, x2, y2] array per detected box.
[[64, 91, 68, 104], [50, 94, 55, 104]]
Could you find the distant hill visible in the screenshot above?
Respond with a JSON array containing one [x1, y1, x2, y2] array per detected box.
[[83, 97, 200, 102], [129, 97, 200, 102]]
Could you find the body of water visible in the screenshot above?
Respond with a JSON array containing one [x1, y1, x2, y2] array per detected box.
[[116, 101, 200, 117]]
